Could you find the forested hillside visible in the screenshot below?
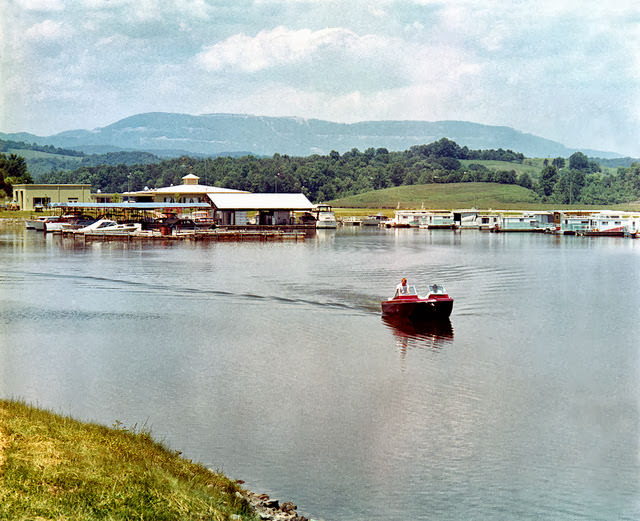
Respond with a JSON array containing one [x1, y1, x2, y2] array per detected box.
[[33, 138, 640, 205], [0, 139, 162, 176]]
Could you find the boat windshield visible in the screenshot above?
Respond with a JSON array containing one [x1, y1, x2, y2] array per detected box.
[[428, 284, 446, 294], [395, 285, 418, 297], [96, 220, 116, 229]]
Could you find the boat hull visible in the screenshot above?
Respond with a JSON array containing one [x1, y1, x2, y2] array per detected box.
[[316, 220, 337, 229], [381, 296, 453, 320]]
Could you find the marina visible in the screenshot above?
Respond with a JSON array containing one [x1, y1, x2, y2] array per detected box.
[[22, 205, 640, 243]]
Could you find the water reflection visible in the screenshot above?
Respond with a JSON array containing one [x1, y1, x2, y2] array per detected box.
[[382, 315, 454, 353]]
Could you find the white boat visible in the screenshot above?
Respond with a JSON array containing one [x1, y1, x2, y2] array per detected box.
[[341, 216, 362, 226], [76, 218, 142, 234], [43, 214, 95, 232], [25, 215, 61, 231], [361, 214, 390, 226], [314, 204, 337, 229]]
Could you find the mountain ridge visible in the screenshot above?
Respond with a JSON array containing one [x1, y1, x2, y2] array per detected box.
[[0, 112, 624, 159]]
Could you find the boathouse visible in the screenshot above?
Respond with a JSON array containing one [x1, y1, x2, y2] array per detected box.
[[207, 193, 314, 225], [124, 174, 314, 226]]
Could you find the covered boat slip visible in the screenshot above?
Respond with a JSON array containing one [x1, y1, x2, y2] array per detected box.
[[207, 193, 315, 227], [48, 202, 212, 223], [48, 193, 316, 229]]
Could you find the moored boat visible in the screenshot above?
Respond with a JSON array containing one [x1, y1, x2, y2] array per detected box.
[[26, 215, 62, 231], [381, 283, 453, 320], [75, 218, 142, 234], [314, 204, 337, 229], [362, 213, 390, 226]]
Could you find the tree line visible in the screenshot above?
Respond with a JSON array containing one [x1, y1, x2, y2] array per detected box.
[[6, 138, 640, 206], [33, 139, 530, 201]]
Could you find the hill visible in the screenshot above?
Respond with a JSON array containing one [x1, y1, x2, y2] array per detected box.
[[0, 112, 624, 159], [330, 182, 543, 209]]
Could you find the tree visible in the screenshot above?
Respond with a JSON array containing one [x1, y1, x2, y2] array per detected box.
[[552, 170, 585, 204], [569, 152, 590, 171], [518, 172, 533, 189], [538, 165, 558, 197], [568, 152, 600, 173], [0, 153, 33, 196]]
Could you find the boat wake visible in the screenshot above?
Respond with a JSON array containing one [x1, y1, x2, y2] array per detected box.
[[5, 270, 379, 315]]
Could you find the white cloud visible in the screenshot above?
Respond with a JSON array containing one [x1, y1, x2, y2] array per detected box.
[[24, 19, 70, 41], [15, 0, 64, 11], [196, 26, 389, 72]]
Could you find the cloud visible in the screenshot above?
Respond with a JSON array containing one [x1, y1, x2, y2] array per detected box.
[[24, 19, 71, 41], [15, 0, 64, 11], [196, 26, 388, 73]]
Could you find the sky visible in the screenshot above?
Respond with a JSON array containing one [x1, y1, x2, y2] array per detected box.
[[2, 0, 640, 156]]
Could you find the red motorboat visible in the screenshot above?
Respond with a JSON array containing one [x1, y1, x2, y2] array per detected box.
[[381, 284, 453, 320]]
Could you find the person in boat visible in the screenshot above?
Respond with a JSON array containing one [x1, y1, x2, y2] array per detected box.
[[396, 277, 410, 296]]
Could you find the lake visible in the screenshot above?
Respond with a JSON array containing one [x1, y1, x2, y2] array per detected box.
[[1, 222, 639, 520]]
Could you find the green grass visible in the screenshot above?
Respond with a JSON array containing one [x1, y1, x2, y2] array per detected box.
[[0, 209, 51, 219], [329, 182, 640, 211], [0, 399, 258, 520], [329, 182, 541, 209]]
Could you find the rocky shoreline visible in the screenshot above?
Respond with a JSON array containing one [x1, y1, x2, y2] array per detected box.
[[237, 483, 316, 521]]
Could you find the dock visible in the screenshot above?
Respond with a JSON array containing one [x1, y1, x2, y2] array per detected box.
[[55, 228, 309, 242]]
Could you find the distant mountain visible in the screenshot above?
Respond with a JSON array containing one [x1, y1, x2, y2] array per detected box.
[[0, 112, 624, 159]]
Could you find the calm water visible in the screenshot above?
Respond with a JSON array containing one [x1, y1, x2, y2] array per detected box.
[[1, 222, 639, 521]]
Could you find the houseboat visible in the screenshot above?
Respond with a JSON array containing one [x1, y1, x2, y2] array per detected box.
[[492, 211, 554, 232], [387, 209, 422, 227], [417, 211, 457, 229], [453, 209, 480, 229], [582, 212, 640, 237], [477, 213, 500, 231]]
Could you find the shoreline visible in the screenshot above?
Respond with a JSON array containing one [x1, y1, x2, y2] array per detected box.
[[0, 399, 315, 521]]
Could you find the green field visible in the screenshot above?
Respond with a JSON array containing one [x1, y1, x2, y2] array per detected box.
[[329, 182, 540, 209], [329, 182, 640, 211]]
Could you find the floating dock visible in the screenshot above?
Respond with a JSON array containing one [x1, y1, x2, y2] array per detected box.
[[55, 228, 309, 242]]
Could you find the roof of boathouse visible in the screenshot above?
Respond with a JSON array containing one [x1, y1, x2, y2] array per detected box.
[[207, 193, 314, 210], [50, 202, 211, 209], [124, 174, 249, 196]]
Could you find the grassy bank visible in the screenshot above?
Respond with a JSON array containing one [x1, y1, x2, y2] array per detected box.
[[0, 399, 258, 520], [329, 182, 640, 211], [329, 182, 541, 209]]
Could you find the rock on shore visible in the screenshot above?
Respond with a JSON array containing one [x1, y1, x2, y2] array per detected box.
[[237, 483, 315, 521]]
